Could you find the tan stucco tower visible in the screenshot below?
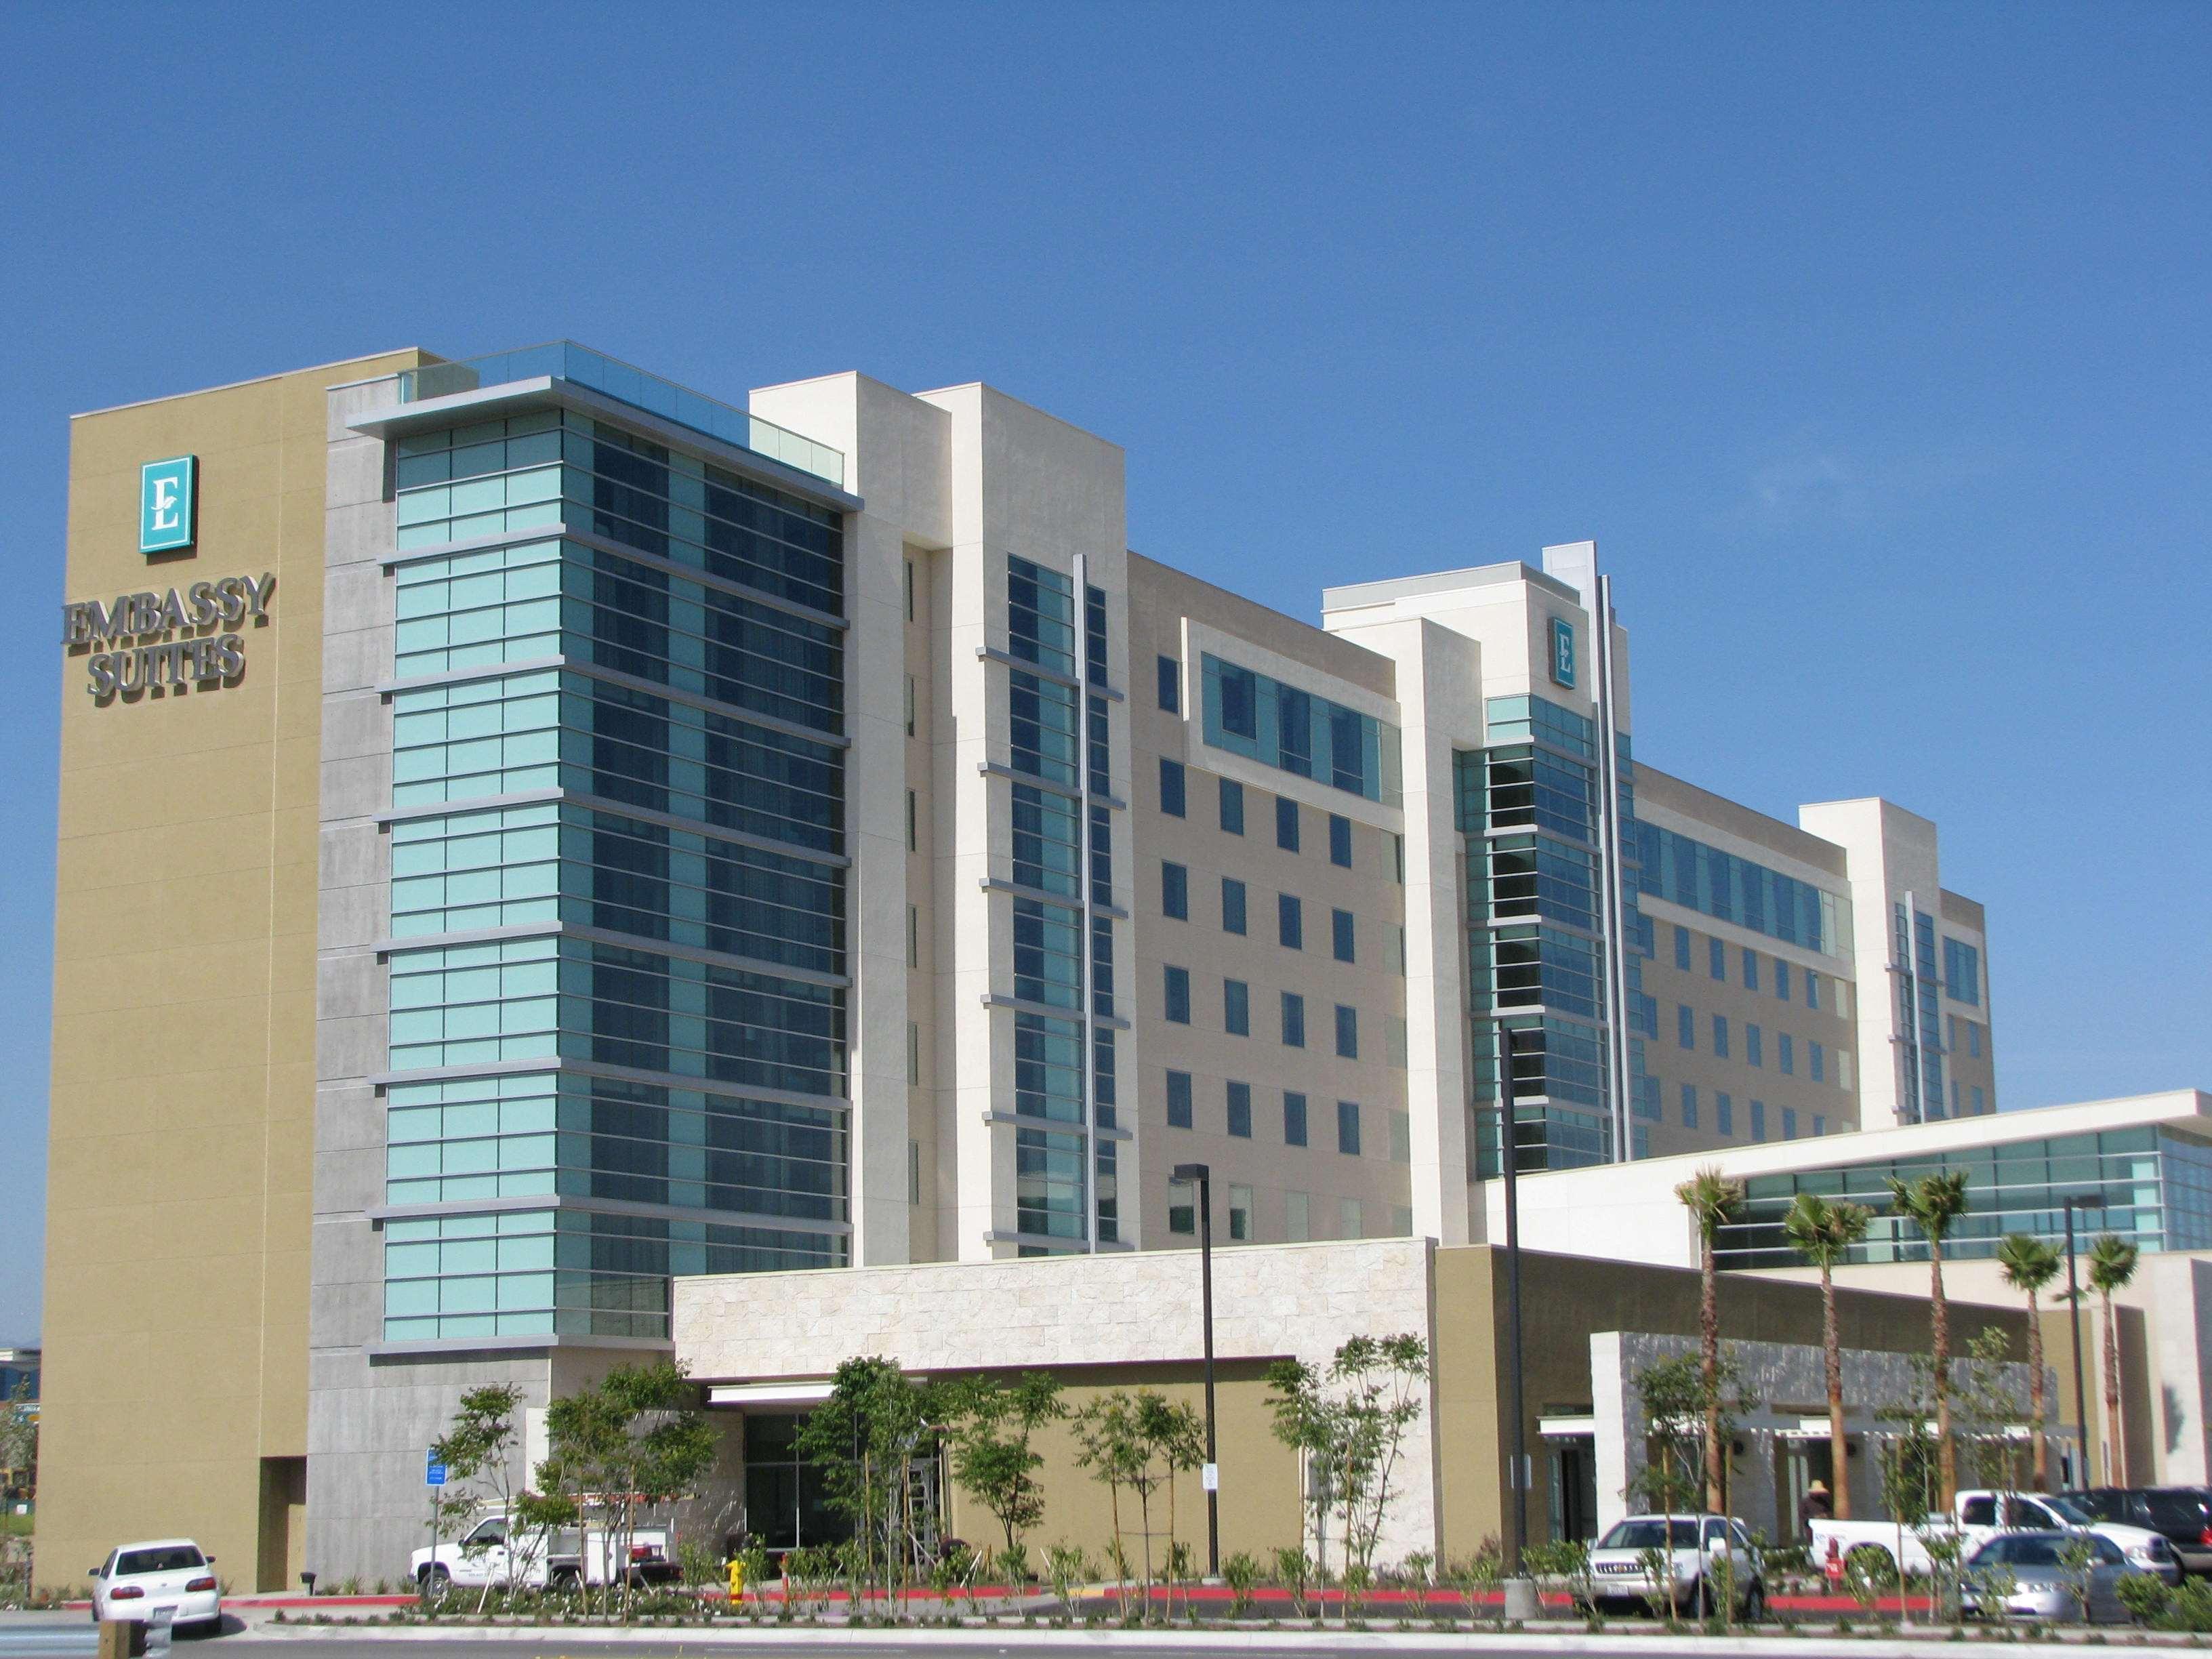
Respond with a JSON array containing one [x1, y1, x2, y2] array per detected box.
[[39, 352, 423, 1591]]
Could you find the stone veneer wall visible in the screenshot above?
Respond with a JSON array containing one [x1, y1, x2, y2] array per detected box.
[[675, 1236, 1444, 1561]]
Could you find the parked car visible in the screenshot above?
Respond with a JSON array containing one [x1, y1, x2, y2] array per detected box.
[[1811, 1488, 2179, 1583], [2073, 1487, 2212, 1577], [1586, 1513, 1765, 1618], [1960, 1530, 2141, 1624], [89, 1539, 221, 1632]]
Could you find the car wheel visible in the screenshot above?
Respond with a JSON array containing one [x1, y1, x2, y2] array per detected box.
[[418, 1565, 451, 1606], [1692, 1581, 1713, 1619], [1743, 1579, 1767, 1622]]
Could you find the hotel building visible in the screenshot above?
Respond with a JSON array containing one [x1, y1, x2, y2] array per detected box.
[[43, 343, 2005, 1584]]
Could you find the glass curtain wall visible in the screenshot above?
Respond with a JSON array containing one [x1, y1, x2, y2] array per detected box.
[[1004, 555, 1114, 1250], [1461, 695, 1633, 1173], [380, 407, 849, 1343], [1719, 1127, 2212, 1267]]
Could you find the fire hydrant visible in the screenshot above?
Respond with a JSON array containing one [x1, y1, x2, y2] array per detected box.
[[726, 1556, 746, 1603]]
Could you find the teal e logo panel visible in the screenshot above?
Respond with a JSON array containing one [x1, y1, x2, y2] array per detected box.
[[140, 455, 198, 554], [1550, 617, 1576, 688]]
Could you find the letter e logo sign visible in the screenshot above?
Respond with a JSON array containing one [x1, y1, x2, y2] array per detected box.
[[140, 456, 198, 554], [1549, 617, 1577, 689]]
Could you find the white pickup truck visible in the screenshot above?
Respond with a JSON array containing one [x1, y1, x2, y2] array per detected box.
[[411, 1513, 681, 1595], [1811, 1489, 2179, 1582]]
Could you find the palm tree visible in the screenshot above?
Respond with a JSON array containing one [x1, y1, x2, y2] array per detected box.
[[1783, 1191, 1872, 1520], [1676, 1165, 1746, 1512], [1994, 1233, 2062, 1491], [1887, 1170, 1971, 1509], [2087, 1234, 2140, 1486]]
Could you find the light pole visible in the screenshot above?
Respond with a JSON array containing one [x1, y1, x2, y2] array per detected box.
[[1497, 1028, 1536, 1618], [1172, 1162, 1220, 1576], [2062, 1192, 2106, 1488]]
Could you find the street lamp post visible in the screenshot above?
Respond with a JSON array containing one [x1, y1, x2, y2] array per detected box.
[[2062, 1193, 2106, 1488], [1172, 1162, 1221, 1576]]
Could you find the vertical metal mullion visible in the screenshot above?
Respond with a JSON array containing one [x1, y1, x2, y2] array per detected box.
[[1593, 573, 1633, 1162], [1071, 554, 1100, 1252]]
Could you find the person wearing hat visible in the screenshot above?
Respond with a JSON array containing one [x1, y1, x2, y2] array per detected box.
[[1798, 1479, 1834, 1542]]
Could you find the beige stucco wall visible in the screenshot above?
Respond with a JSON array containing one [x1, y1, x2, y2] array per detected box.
[[37, 351, 420, 1589]]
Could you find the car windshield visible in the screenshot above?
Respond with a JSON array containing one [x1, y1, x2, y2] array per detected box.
[[2149, 1493, 2211, 1527], [1598, 1519, 1699, 1550], [116, 1547, 205, 1576], [2041, 1496, 2093, 1523]]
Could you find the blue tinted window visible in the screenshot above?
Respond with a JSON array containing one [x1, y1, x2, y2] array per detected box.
[[1779, 1034, 1795, 1076], [1227, 1081, 1252, 1139], [1782, 1106, 1798, 1141], [1750, 1100, 1767, 1142], [1329, 814, 1352, 867], [1336, 1100, 1362, 1156], [1774, 961, 1791, 1002], [1742, 948, 1760, 991], [1282, 991, 1306, 1048], [1805, 970, 1821, 1010], [1746, 1025, 1763, 1067], [1335, 1005, 1359, 1059], [1814, 1113, 1827, 1136], [1162, 861, 1187, 920], [1712, 1015, 1729, 1058], [1221, 878, 1247, 935], [1708, 937, 1726, 981], [1166, 1069, 1193, 1128], [1681, 1084, 1699, 1128], [1164, 966, 1190, 1024], [1219, 777, 1244, 835], [1279, 893, 1303, 949], [1332, 908, 1355, 964], [1157, 655, 1180, 712], [1284, 1091, 1309, 1145], [1160, 758, 1185, 817], [1675, 926, 1692, 970], [1944, 937, 1982, 1006], [1717, 1092, 1734, 1135], [1202, 653, 1398, 803], [1224, 979, 1250, 1036], [1276, 796, 1300, 851], [1677, 1006, 1694, 1050], [1810, 1040, 1826, 1082]]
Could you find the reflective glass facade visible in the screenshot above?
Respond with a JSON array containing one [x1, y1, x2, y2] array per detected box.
[[1002, 557, 1118, 1250], [1633, 819, 1847, 959], [1461, 695, 1643, 1174], [380, 408, 850, 1343], [1199, 652, 1401, 804], [1717, 1126, 2212, 1268]]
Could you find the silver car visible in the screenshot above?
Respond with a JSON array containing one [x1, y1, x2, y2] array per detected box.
[[1961, 1530, 2141, 1624]]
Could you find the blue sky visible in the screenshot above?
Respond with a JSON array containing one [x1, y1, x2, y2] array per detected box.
[[1, 3, 2206, 1339]]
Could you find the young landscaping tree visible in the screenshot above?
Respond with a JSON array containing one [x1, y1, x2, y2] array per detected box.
[[1782, 1191, 1872, 1521], [1631, 1351, 1706, 1617], [1957, 1328, 2024, 1493], [2087, 1233, 2140, 1486], [0, 1380, 34, 1506], [796, 1355, 951, 1599], [1330, 1334, 1429, 1574], [1264, 1358, 1351, 1578], [1136, 1391, 1205, 1585], [432, 1382, 526, 1608], [949, 1372, 1065, 1559], [1675, 1166, 1746, 1511], [1886, 1170, 1970, 1509], [1071, 1391, 1146, 1607], [1994, 1233, 2062, 1490], [540, 1378, 628, 1612]]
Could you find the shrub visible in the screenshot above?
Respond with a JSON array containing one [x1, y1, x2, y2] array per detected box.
[[2116, 1572, 2171, 1626], [1221, 1552, 1261, 1618]]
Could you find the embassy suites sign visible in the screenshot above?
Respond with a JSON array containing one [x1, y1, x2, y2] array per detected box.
[[62, 574, 275, 697], [60, 454, 276, 699]]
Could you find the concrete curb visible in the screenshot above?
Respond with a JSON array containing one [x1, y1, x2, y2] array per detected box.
[[232, 1619, 2179, 1654]]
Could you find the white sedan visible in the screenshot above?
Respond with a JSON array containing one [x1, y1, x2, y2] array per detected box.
[[89, 1539, 222, 1632]]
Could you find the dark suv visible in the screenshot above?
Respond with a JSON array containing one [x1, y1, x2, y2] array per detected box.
[[2076, 1488, 2212, 1576]]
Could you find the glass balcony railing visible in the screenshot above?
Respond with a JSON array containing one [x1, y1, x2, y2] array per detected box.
[[397, 342, 844, 489]]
